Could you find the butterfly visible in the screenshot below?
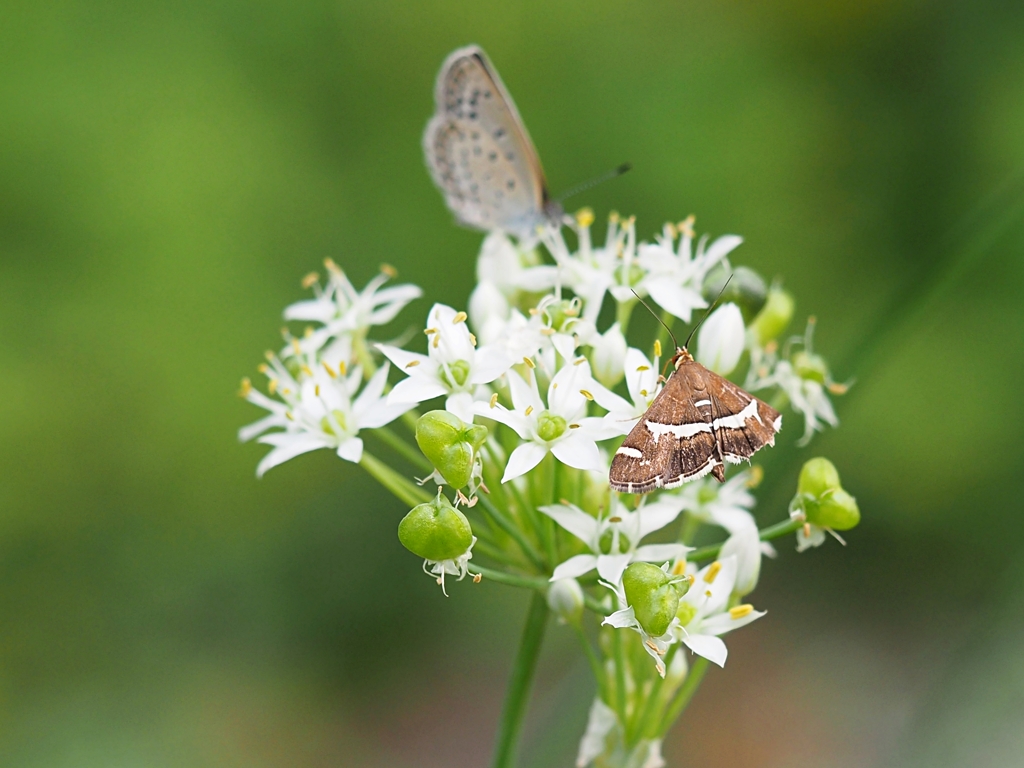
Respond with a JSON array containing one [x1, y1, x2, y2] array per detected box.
[[609, 345, 782, 494], [423, 45, 563, 238]]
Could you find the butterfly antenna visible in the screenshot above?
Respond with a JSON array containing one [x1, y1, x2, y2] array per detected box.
[[683, 275, 733, 350], [630, 289, 679, 350], [556, 163, 632, 203]]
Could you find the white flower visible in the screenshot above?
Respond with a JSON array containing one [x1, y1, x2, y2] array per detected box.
[[696, 302, 745, 376], [474, 360, 620, 482], [670, 556, 765, 667], [795, 521, 828, 552], [637, 219, 741, 323], [423, 536, 477, 596], [379, 303, 514, 422], [672, 469, 758, 533], [476, 231, 558, 298], [759, 360, 838, 446], [283, 262, 422, 352], [575, 698, 665, 768], [719, 516, 775, 597], [467, 280, 510, 346], [239, 359, 413, 476], [540, 496, 691, 585], [590, 346, 664, 432], [589, 322, 628, 388], [601, 571, 681, 677]]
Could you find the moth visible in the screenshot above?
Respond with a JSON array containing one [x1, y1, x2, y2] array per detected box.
[[609, 344, 782, 494], [423, 45, 563, 238]]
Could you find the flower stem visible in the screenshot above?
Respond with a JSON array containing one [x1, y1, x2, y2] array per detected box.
[[632, 645, 677, 743], [368, 426, 433, 473], [490, 591, 550, 768], [359, 451, 431, 507], [687, 517, 801, 562], [659, 655, 709, 735], [573, 625, 607, 700], [471, 564, 549, 591], [476, 493, 548, 572]]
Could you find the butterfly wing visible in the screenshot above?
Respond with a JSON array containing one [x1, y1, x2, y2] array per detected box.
[[423, 45, 553, 238], [706, 370, 782, 464], [609, 365, 722, 494]]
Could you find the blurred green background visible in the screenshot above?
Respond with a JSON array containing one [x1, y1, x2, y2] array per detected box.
[[2, 0, 1023, 765]]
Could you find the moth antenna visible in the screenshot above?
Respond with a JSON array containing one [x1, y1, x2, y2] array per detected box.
[[630, 289, 679, 350], [556, 163, 632, 203], [683, 275, 734, 350]]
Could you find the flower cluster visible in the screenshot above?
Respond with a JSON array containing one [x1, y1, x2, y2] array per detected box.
[[239, 211, 858, 768]]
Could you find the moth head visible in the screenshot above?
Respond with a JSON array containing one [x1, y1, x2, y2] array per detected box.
[[671, 347, 694, 369]]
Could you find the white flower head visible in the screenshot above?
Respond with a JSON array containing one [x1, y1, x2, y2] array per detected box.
[[477, 231, 559, 297], [670, 556, 765, 667], [379, 303, 514, 422], [590, 346, 665, 433], [696, 302, 745, 376], [283, 261, 422, 353], [541, 496, 691, 585], [474, 359, 621, 482], [638, 218, 741, 323], [671, 469, 758, 533], [589, 322, 628, 388], [575, 697, 665, 768], [239, 358, 413, 476]]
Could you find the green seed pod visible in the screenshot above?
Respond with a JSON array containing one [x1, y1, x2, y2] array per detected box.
[[806, 488, 860, 531], [703, 265, 768, 324], [438, 360, 471, 389], [750, 286, 795, 346], [622, 562, 680, 637], [797, 457, 842, 497], [415, 410, 488, 489], [398, 491, 473, 562], [535, 411, 567, 443]]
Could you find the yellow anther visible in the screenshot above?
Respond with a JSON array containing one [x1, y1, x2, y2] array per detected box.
[[473, 572, 482, 583], [703, 561, 723, 584], [301, 365, 314, 377], [523, 357, 536, 369], [529, 308, 541, 316], [580, 389, 594, 401], [565, 306, 579, 317], [609, 211, 620, 224], [301, 272, 320, 289], [765, 340, 778, 355], [314, 384, 320, 397], [746, 465, 764, 488], [257, 363, 269, 374], [573, 357, 586, 366], [452, 311, 468, 324], [432, 334, 440, 349], [405, 360, 420, 368], [666, 221, 678, 239], [264, 350, 275, 361], [575, 207, 595, 228], [303, 326, 314, 338], [489, 393, 499, 408], [705, 590, 712, 598], [268, 379, 278, 395], [322, 362, 336, 378], [380, 263, 397, 278], [540, 327, 555, 336], [285, 411, 294, 421], [291, 339, 302, 355], [808, 315, 817, 326], [424, 327, 437, 335], [608, 516, 622, 523], [687, 574, 695, 586], [679, 215, 696, 238], [639, 389, 648, 397], [636, 365, 650, 372], [729, 604, 754, 619], [653, 340, 662, 358], [468, 333, 477, 347], [323, 257, 340, 273], [828, 382, 849, 395], [525, 406, 534, 416], [671, 560, 686, 576], [238, 378, 252, 397], [569, 423, 580, 429], [280, 387, 292, 396], [338, 361, 347, 376], [803, 522, 812, 538]]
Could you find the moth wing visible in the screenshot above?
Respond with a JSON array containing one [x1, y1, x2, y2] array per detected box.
[[706, 371, 782, 464], [423, 46, 550, 238]]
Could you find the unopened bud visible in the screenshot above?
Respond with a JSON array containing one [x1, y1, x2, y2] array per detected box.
[[806, 488, 860, 530], [696, 303, 745, 376], [622, 562, 680, 637], [750, 286, 794, 346], [398, 490, 473, 562], [703, 265, 768, 324], [797, 457, 842, 497], [415, 410, 488, 489], [590, 322, 628, 388], [547, 578, 585, 625]]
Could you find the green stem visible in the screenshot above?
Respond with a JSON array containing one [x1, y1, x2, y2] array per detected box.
[[359, 451, 431, 507], [573, 625, 606, 700], [616, 299, 636, 334], [687, 518, 802, 562], [659, 656, 709, 735], [611, 628, 629, 729], [471, 564, 549, 591], [476, 493, 547, 572], [369, 426, 433, 473], [490, 592, 550, 768], [632, 645, 677, 743]]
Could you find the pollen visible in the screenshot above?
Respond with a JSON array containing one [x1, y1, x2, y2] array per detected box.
[[525, 405, 534, 416], [405, 360, 420, 368], [574, 357, 586, 365], [828, 382, 849, 395], [303, 326, 314, 338], [529, 308, 540, 316], [314, 384, 320, 396], [671, 560, 686, 575], [575, 207, 595, 228], [301, 272, 319, 289], [639, 389, 648, 397], [580, 389, 594, 401], [569, 423, 580, 429], [654, 340, 662, 358], [540, 327, 555, 336], [608, 516, 622, 523], [238, 378, 252, 397], [679, 215, 696, 238], [523, 357, 535, 369], [432, 334, 440, 349], [489, 393, 499, 408], [609, 211, 620, 224], [285, 411, 294, 421], [257, 363, 269, 374], [323, 257, 341, 274], [292, 339, 302, 356], [803, 522, 812, 538], [301, 365, 314, 377], [338, 361, 347, 376], [703, 561, 722, 584], [729, 604, 754, 619], [636, 365, 650, 372], [469, 333, 477, 346], [452, 311, 468, 324], [264, 350, 275, 361], [322, 362, 336, 378], [380, 263, 397, 278], [473, 572, 482, 583], [268, 379, 278, 395], [424, 327, 438, 335]]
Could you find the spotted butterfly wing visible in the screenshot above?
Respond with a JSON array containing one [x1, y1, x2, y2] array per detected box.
[[609, 351, 782, 494], [423, 45, 562, 238]]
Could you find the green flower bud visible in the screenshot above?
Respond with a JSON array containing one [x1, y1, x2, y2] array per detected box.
[[398, 490, 473, 562], [598, 527, 631, 555], [547, 578, 585, 626], [544, 299, 580, 333], [750, 286, 795, 346], [806, 488, 860, 530], [535, 411, 567, 442], [415, 410, 488, 489], [797, 457, 841, 497], [438, 359, 471, 389], [703, 265, 768, 324], [793, 350, 828, 384], [622, 562, 680, 637]]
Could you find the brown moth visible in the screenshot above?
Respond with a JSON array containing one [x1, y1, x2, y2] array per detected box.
[[609, 345, 781, 494]]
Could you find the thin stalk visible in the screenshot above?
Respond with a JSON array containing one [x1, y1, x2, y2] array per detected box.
[[616, 298, 636, 334], [688, 518, 802, 562], [490, 592, 550, 768], [611, 628, 629, 729], [573, 624, 607, 700], [471, 564, 550, 591], [473, 539, 519, 566], [659, 656, 709, 735], [359, 451, 431, 507], [368, 426, 432, 473], [476, 493, 547, 572]]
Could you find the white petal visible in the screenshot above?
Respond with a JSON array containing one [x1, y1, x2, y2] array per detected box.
[[590, 322, 628, 388], [702, 234, 743, 266], [635, 498, 686, 539], [576, 699, 619, 768], [634, 544, 689, 563], [551, 554, 600, 581], [646, 281, 706, 323], [238, 413, 285, 443], [683, 633, 728, 667], [507, 369, 544, 413], [471, 345, 514, 383], [696, 303, 745, 376], [336, 436, 364, 463], [376, 344, 430, 371], [444, 392, 476, 423], [388, 375, 447, 405], [283, 297, 335, 323], [700, 608, 766, 636], [601, 606, 638, 629], [352, 363, 391, 413], [502, 442, 548, 483], [255, 433, 329, 477], [551, 432, 605, 473], [596, 553, 633, 585], [538, 503, 600, 545]]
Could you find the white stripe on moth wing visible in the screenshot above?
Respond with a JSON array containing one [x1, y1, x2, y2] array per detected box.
[[694, 399, 711, 407], [712, 399, 762, 430], [646, 420, 712, 442], [772, 414, 782, 432], [615, 446, 643, 459], [661, 457, 720, 489]]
